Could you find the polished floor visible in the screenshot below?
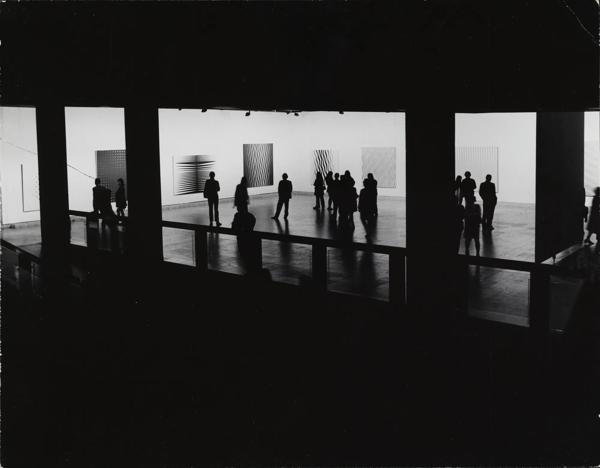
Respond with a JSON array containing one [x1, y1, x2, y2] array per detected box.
[[2, 193, 583, 328]]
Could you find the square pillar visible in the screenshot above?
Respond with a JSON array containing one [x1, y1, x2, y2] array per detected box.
[[535, 112, 584, 262], [405, 110, 456, 319]]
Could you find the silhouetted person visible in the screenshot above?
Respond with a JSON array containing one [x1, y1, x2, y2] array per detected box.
[[330, 172, 341, 217], [455, 196, 466, 253], [359, 178, 377, 238], [460, 171, 476, 205], [366, 173, 378, 216], [272, 173, 292, 220], [344, 170, 355, 188], [115, 178, 127, 219], [92, 178, 115, 229], [479, 174, 497, 231], [232, 206, 258, 270], [313, 172, 325, 211], [464, 194, 481, 256], [339, 173, 358, 229], [454, 175, 463, 203], [584, 187, 600, 245], [325, 171, 334, 211], [234, 177, 249, 213], [203, 171, 221, 226]]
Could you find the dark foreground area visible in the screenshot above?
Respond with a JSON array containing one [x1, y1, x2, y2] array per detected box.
[[2, 251, 600, 467]]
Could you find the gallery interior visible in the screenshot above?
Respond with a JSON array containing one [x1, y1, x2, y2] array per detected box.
[[1, 2, 599, 466]]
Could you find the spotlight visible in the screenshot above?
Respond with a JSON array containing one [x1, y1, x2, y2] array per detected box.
[[286, 111, 291, 115], [201, 108, 207, 113], [294, 112, 299, 116], [339, 110, 344, 115], [245, 111, 251, 117]]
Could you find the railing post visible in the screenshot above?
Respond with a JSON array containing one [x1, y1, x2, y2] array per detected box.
[[529, 267, 551, 334], [195, 228, 208, 272], [312, 243, 327, 291], [389, 251, 405, 307]]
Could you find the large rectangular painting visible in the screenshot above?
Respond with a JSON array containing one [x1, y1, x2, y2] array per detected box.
[[312, 149, 339, 178], [173, 155, 215, 195], [361, 147, 397, 188], [96, 149, 127, 202], [584, 141, 600, 196], [21, 160, 40, 212], [455, 146, 499, 193], [243, 143, 273, 188]]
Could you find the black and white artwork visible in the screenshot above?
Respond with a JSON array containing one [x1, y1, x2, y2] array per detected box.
[[173, 155, 215, 195], [20, 160, 40, 212], [585, 141, 600, 196], [455, 146, 499, 192], [312, 149, 338, 177], [243, 143, 273, 187], [96, 149, 127, 202], [361, 147, 397, 188]]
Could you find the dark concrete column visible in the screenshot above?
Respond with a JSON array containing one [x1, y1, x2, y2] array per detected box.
[[35, 105, 70, 277], [535, 112, 584, 262], [123, 107, 163, 277], [405, 110, 456, 320]]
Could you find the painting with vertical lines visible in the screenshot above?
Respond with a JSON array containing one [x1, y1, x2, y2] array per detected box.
[[361, 147, 397, 188], [243, 143, 273, 187], [455, 146, 499, 193], [96, 149, 127, 202], [312, 149, 338, 179], [173, 155, 215, 195]]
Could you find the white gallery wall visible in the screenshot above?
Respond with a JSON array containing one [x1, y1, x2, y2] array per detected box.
[[158, 109, 406, 205], [455, 113, 537, 204], [65, 107, 126, 212], [584, 111, 599, 197], [0, 107, 40, 225]]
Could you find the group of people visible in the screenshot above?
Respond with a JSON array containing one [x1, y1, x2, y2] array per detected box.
[[92, 177, 127, 226], [454, 171, 498, 256]]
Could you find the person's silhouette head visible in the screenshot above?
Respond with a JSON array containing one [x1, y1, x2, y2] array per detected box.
[[334, 172, 339, 180], [485, 174, 492, 182], [282, 173, 288, 180], [240, 177, 247, 186], [464, 171, 471, 179], [209, 171, 215, 179], [327, 171, 333, 177], [367, 173, 374, 180], [345, 170, 351, 177], [456, 175, 462, 183], [117, 178, 124, 187], [95, 178, 101, 186]]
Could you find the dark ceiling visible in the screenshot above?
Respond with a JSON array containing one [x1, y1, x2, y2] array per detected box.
[[1, 0, 598, 111]]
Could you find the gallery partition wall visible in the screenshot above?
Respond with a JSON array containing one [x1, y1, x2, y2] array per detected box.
[[585, 111, 600, 198]]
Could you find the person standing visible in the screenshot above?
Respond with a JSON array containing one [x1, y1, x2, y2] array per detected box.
[[366, 173, 378, 216], [203, 171, 222, 226], [234, 177, 249, 213], [272, 173, 293, 220], [584, 187, 600, 245], [325, 171, 334, 211], [464, 194, 482, 256], [359, 178, 376, 238], [454, 175, 463, 203], [455, 197, 466, 253], [479, 174, 498, 231], [313, 172, 325, 211], [115, 178, 127, 219], [460, 171, 476, 205]]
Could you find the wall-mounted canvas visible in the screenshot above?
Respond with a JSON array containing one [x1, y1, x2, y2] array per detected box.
[[361, 147, 397, 188], [96, 149, 127, 202], [243, 143, 273, 188], [584, 141, 600, 196], [21, 160, 40, 212], [312, 149, 339, 179], [173, 155, 215, 195], [455, 146, 499, 193]]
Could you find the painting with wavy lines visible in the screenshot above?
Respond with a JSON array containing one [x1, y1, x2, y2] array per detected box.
[[173, 155, 215, 195], [243, 143, 273, 187]]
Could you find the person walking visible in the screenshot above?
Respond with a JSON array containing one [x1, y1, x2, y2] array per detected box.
[[359, 178, 376, 238], [313, 172, 325, 211], [366, 173, 378, 216], [479, 174, 497, 231], [464, 194, 482, 256], [272, 173, 293, 220], [203, 171, 222, 226], [234, 177, 249, 213], [115, 178, 127, 219]]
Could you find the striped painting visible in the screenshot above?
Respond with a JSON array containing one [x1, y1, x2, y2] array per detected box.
[[243, 143, 273, 187], [455, 146, 499, 193], [361, 147, 397, 188], [173, 155, 215, 195], [312, 149, 338, 178]]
